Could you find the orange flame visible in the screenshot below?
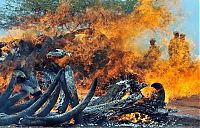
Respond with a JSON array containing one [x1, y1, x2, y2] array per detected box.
[[0, 0, 199, 104]]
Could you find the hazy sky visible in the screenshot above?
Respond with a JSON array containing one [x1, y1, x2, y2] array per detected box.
[[178, 0, 199, 55], [0, 0, 199, 54]]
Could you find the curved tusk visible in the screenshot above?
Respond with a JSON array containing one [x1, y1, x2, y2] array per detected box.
[[0, 69, 63, 126], [36, 84, 61, 117], [19, 78, 98, 126], [0, 90, 28, 113], [151, 82, 165, 108], [0, 75, 17, 107], [5, 95, 40, 115]]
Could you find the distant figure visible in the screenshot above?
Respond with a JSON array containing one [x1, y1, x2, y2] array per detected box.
[[179, 33, 190, 64], [144, 38, 161, 67], [168, 31, 180, 60]]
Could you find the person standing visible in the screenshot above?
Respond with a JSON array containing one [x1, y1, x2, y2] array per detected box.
[[179, 33, 190, 64], [144, 38, 161, 68], [168, 31, 180, 61]]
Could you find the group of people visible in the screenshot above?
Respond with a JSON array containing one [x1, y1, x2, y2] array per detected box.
[[168, 31, 190, 64], [144, 31, 190, 67]]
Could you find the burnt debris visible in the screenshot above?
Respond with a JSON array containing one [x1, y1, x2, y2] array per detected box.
[[0, 65, 173, 126], [0, 35, 175, 126]]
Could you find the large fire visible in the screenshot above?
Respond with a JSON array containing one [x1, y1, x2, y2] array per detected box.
[[0, 0, 199, 104]]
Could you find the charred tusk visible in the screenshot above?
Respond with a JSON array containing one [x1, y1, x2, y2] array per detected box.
[[0, 69, 63, 126], [151, 83, 165, 108], [0, 75, 17, 107], [63, 65, 79, 107], [5, 95, 40, 115], [60, 67, 82, 123], [36, 84, 61, 117], [0, 90, 28, 113], [56, 84, 70, 114], [19, 78, 97, 126]]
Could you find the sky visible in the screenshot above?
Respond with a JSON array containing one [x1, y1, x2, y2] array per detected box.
[[0, 0, 199, 55], [177, 0, 199, 55]]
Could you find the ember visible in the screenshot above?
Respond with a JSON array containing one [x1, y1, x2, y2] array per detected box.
[[119, 112, 152, 124]]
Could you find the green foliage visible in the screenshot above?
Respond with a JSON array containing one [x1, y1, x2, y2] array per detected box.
[[0, 0, 60, 28], [0, 0, 138, 29], [68, 0, 101, 14], [102, 0, 138, 14], [20, 0, 60, 14], [68, 0, 138, 14]]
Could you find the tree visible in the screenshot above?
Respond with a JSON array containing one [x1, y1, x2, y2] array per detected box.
[[0, 0, 138, 29], [102, 0, 138, 14], [67, 0, 101, 15], [0, 0, 60, 29], [68, 0, 138, 15]]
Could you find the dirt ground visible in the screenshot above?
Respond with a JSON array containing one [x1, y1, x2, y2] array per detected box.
[[167, 95, 200, 117], [166, 95, 200, 127]]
